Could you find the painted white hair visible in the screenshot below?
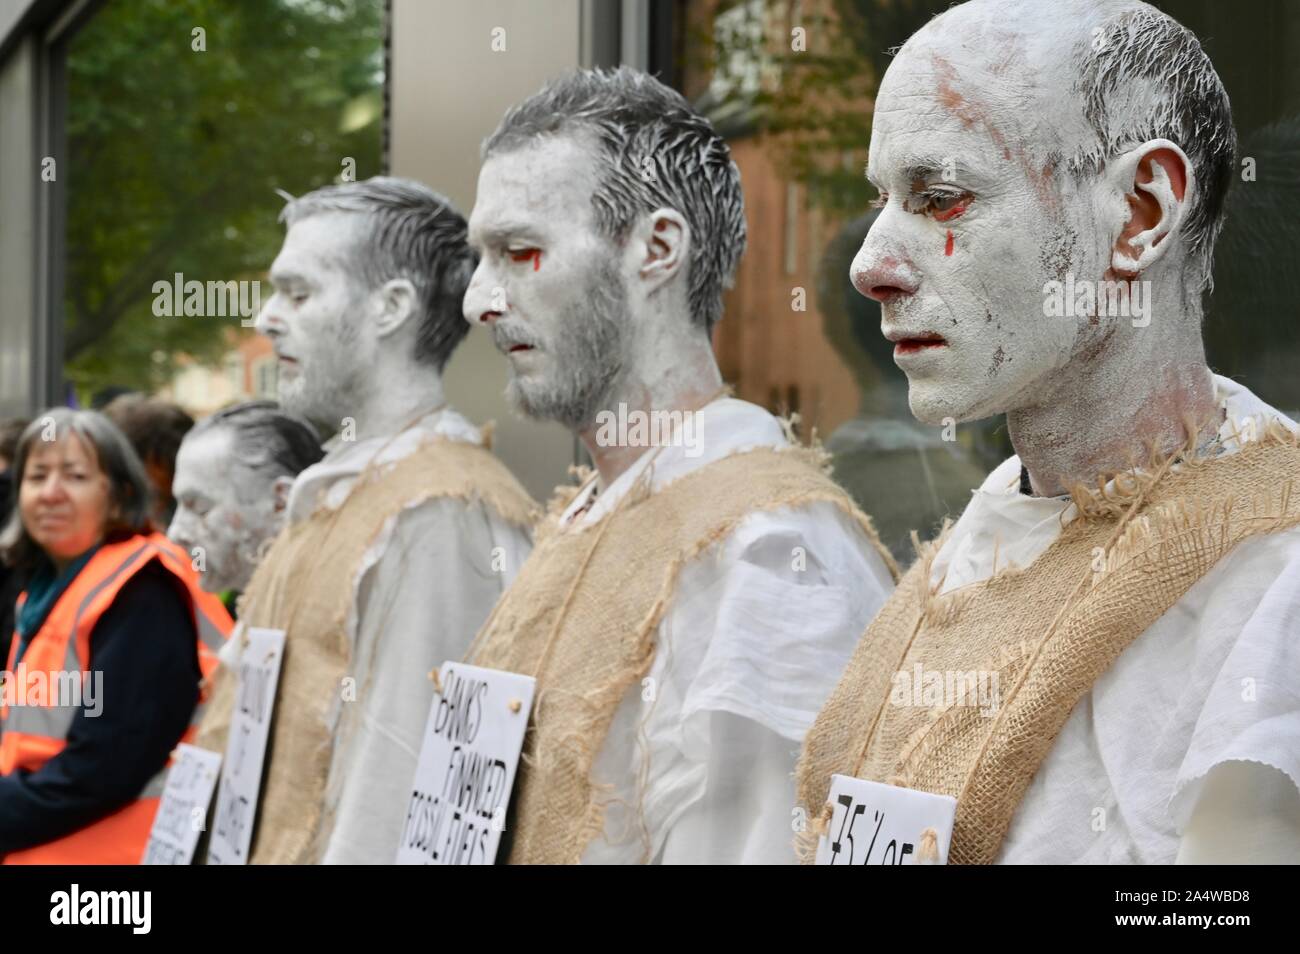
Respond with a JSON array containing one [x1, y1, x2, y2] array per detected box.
[[187, 400, 323, 497], [918, 0, 1236, 294], [279, 177, 477, 370], [1064, 2, 1236, 292], [483, 67, 747, 335]]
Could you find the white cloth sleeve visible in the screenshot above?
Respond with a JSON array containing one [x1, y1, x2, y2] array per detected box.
[[1168, 530, 1300, 865], [637, 501, 893, 863], [656, 711, 802, 864], [674, 502, 893, 741], [1175, 760, 1300, 864], [320, 498, 531, 864]]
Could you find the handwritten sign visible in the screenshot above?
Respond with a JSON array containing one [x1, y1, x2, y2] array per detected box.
[[206, 627, 285, 866], [141, 744, 223, 864], [815, 775, 957, 865], [396, 662, 535, 865]]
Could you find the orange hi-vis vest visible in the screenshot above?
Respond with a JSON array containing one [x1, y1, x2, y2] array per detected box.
[[0, 532, 231, 864]]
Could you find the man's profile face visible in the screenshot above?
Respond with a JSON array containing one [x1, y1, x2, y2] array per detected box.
[[465, 134, 629, 431], [168, 427, 278, 593], [852, 24, 1111, 425], [260, 213, 369, 433]]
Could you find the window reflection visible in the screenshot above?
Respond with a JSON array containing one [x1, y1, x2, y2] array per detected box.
[[674, 0, 1300, 558], [63, 0, 385, 414]]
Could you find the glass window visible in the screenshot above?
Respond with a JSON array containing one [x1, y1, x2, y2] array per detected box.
[[62, 0, 386, 413], [253, 354, 278, 399], [224, 353, 244, 398]]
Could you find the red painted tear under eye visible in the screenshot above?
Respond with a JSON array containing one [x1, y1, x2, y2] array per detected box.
[[510, 249, 542, 271], [933, 200, 969, 223]]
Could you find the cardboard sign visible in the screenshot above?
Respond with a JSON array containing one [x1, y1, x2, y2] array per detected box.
[[141, 744, 223, 865], [396, 662, 536, 865], [815, 775, 957, 865], [206, 627, 285, 865]]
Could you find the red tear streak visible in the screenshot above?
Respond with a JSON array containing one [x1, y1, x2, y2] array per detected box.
[[531, 249, 541, 271], [945, 231, 955, 256]]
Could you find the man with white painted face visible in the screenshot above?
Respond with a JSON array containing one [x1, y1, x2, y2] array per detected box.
[[463, 67, 897, 864], [798, 0, 1300, 864], [167, 401, 324, 614], [194, 177, 536, 864]]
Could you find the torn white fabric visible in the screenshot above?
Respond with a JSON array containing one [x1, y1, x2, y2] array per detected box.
[[564, 398, 896, 864]]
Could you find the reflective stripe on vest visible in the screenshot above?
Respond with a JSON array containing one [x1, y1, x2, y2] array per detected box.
[[1, 695, 80, 741]]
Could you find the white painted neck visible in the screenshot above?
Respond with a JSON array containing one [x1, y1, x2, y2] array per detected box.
[[346, 353, 446, 445], [578, 320, 722, 489], [1010, 272, 1218, 496]]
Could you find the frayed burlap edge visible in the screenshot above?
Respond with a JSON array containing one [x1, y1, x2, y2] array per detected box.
[[1065, 414, 1297, 518], [509, 444, 896, 863]]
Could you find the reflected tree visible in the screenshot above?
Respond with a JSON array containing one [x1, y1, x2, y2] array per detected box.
[[64, 0, 384, 397]]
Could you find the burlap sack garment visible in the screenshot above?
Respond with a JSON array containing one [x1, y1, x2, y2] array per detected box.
[[468, 445, 898, 864], [796, 425, 1300, 864], [194, 436, 536, 864]]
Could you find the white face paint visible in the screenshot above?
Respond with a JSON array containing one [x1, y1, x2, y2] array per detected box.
[[167, 428, 285, 593], [258, 213, 375, 435], [464, 135, 633, 431], [851, 8, 1117, 426]]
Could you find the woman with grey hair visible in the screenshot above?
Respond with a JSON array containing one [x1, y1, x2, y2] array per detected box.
[[168, 400, 324, 612], [0, 408, 232, 864]]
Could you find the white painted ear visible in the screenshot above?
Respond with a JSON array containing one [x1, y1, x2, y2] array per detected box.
[[1107, 138, 1196, 276], [271, 475, 294, 514], [373, 277, 418, 338], [638, 208, 690, 291]]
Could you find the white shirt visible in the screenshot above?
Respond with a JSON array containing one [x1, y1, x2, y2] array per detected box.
[[280, 408, 533, 864], [924, 376, 1300, 863], [561, 398, 895, 863]]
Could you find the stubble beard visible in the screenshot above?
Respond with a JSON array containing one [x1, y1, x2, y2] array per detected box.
[[507, 255, 628, 432]]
